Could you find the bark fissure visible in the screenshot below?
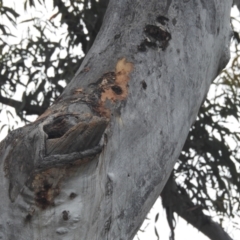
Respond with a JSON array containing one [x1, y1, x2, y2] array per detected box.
[[0, 0, 232, 239]]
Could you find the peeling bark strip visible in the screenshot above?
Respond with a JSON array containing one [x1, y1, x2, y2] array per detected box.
[[98, 58, 134, 116], [2, 112, 109, 206], [100, 58, 134, 102], [2, 58, 133, 209], [0, 0, 232, 239], [71, 58, 134, 117], [23, 58, 134, 215], [45, 116, 108, 155]]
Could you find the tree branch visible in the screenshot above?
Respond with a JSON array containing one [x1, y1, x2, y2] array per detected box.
[[0, 95, 46, 115], [0, 0, 232, 239], [161, 174, 233, 240], [233, 0, 240, 9]]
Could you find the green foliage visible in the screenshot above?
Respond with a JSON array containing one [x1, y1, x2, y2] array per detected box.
[[176, 57, 240, 226], [0, 0, 240, 238], [0, 0, 108, 123]]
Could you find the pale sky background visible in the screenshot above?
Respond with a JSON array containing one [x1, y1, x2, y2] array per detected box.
[[0, 1, 239, 239]]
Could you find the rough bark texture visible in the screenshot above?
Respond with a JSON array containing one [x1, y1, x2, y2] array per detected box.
[[0, 0, 232, 239], [161, 174, 234, 240]]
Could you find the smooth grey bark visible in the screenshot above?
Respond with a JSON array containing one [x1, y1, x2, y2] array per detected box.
[[161, 174, 234, 240], [0, 0, 232, 240]]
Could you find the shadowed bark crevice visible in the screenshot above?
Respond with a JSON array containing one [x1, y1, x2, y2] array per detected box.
[[0, 0, 232, 239]]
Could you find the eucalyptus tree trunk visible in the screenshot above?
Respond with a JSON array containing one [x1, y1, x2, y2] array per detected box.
[[0, 0, 232, 239]]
